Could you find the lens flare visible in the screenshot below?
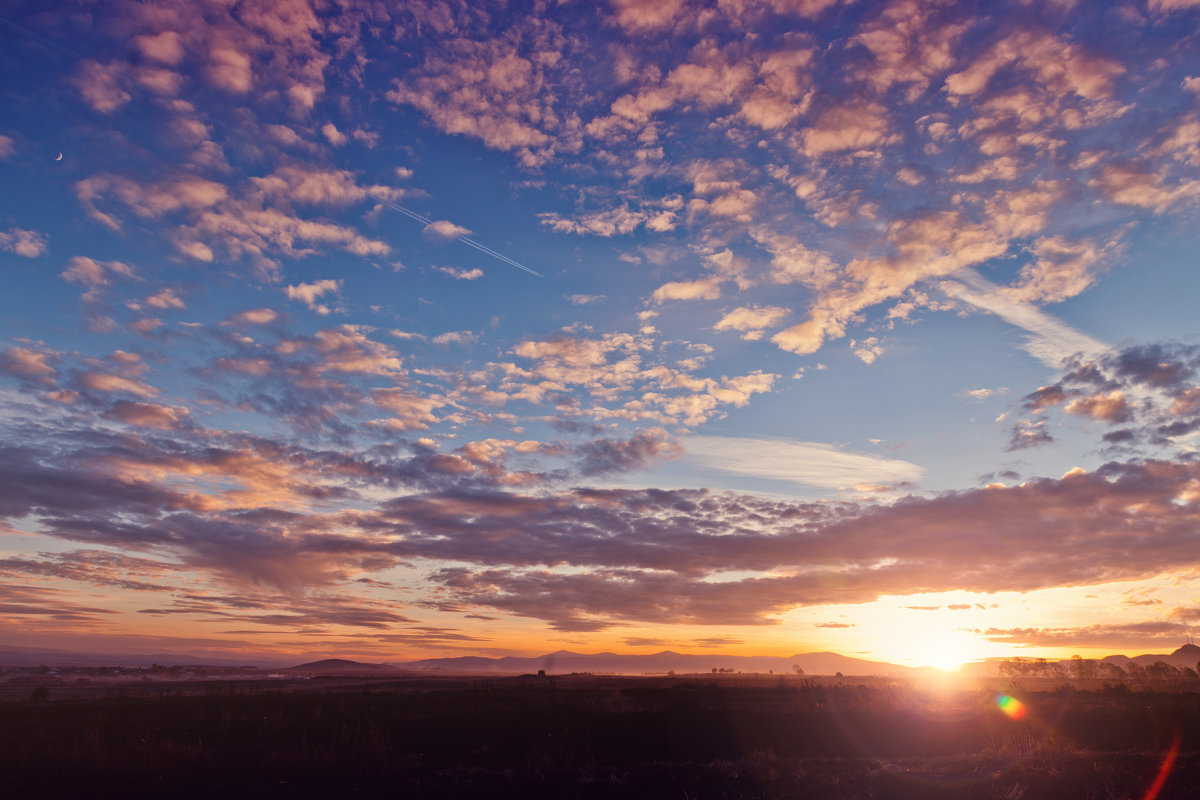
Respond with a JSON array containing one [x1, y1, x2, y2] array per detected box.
[[996, 694, 1026, 720], [1140, 732, 1181, 800]]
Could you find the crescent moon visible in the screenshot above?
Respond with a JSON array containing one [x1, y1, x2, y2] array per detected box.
[[55, 152, 63, 161]]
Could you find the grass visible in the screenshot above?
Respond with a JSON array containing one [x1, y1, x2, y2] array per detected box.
[[3, 675, 1198, 798]]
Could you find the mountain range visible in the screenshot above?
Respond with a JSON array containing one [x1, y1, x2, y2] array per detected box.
[[5, 644, 1199, 676], [391, 649, 908, 676]]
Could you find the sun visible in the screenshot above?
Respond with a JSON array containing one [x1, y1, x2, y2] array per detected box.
[[919, 631, 975, 671]]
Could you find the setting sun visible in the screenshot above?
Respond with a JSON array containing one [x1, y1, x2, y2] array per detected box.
[[905, 629, 979, 672]]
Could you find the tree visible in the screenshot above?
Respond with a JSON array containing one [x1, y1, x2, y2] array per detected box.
[[31, 687, 49, 702], [1069, 655, 1099, 680], [792, 664, 804, 676], [1146, 661, 1179, 680]]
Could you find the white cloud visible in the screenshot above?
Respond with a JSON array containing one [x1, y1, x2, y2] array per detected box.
[[684, 436, 924, 490], [943, 270, 1107, 367], [851, 336, 884, 364], [568, 294, 607, 305], [435, 266, 484, 280], [432, 330, 477, 346]]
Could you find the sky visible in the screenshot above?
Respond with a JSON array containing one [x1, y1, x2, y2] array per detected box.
[[1, 0, 1200, 670]]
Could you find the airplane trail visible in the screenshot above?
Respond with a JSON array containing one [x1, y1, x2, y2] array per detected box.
[[0, 16, 88, 59], [0, 20, 539, 281], [366, 193, 543, 278]]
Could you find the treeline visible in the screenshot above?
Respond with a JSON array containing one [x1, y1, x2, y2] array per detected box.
[[999, 655, 1200, 680]]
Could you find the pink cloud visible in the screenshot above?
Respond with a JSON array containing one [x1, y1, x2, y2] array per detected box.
[[79, 371, 159, 397], [0, 227, 47, 258], [284, 279, 342, 314], [102, 400, 192, 430], [799, 101, 893, 157]]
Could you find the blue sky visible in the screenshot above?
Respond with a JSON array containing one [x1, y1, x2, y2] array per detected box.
[[2, 0, 1200, 667]]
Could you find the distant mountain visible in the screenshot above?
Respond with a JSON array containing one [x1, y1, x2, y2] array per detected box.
[[1102, 643, 1200, 669], [288, 658, 395, 673], [13, 643, 1196, 676], [1172, 643, 1200, 661], [956, 643, 1200, 678], [396, 649, 909, 677], [0, 646, 290, 668]]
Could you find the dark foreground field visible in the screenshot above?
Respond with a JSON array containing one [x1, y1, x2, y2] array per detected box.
[[4, 674, 1200, 799]]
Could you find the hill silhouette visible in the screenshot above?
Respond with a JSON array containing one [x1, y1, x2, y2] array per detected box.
[[396, 649, 908, 676], [288, 658, 394, 672]]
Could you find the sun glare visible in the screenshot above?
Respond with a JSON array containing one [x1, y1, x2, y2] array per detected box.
[[919, 631, 974, 671]]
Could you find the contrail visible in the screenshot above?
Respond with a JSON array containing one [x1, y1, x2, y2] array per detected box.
[[366, 193, 543, 278], [3, 13, 543, 280], [0, 16, 88, 59]]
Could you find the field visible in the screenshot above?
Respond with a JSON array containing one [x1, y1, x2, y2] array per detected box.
[[4, 673, 1199, 799]]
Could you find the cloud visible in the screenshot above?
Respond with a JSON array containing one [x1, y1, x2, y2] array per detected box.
[[71, 60, 132, 112], [770, 210, 1012, 355], [435, 266, 484, 280], [943, 270, 1107, 367], [134, 30, 185, 65], [145, 288, 186, 310], [386, 31, 580, 167], [608, 0, 688, 33], [284, 279, 342, 315], [0, 346, 57, 379], [1065, 390, 1132, 423], [945, 29, 1123, 101], [799, 101, 893, 157], [538, 204, 679, 236], [370, 389, 446, 432], [0, 550, 178, 594], [983, 621, 1190, 649], [713, 305, 789, 340], [60, 256, 138, 302], [0, 227, 47, 258], [432, 330, 477, 346], [78, 170, 390, 279], [321, 122, 348, 146], [575, 428, 683, 476], [75, 173, 228, 230], [225, 308, 279, 325], [651, 276, 722, 303], [1008, 341, 1200, 450], [851, 337, 884, 364], [101, 400, 191, 430], [568, 294, 607, 305], [251, 166, 401, 208], [683, 435, 923, 489], [286, 325, 405, 376], [1146, 0, 1200, 14], [423, 220, 472, 240], [0, 135, 13, 159], [78, 372, 159, 397], [1095, 164, 1200, 213]]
